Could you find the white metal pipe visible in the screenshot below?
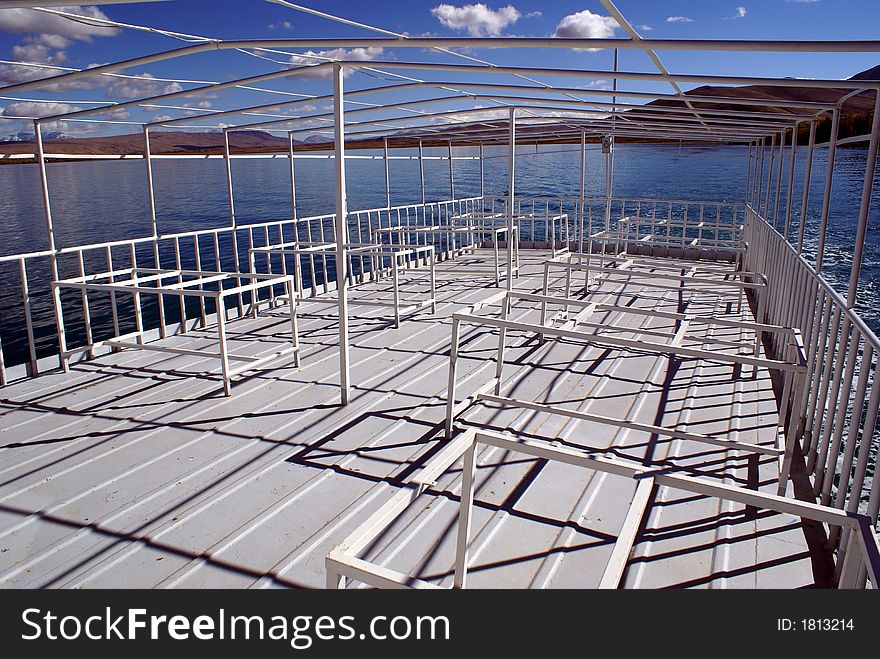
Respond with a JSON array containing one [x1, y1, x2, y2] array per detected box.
[[143, 126, 167, 338], [579, 131, 586, 256], [383, 137, 391, 209], [331, 101, 792, 136], [507, 108, 516, 291], [418, 141, 426, 205], [479, 142, 484, 199], [333, 64, 352, 405], [756, 137, 765, 212], [606, 49, 618, 229], [7, 36, 880, 99], [784, 123, 799, 239], [194, 83, 823, 135], [41, 62, 335, 126], [223, 131, 236, 230], [816, 108, 840, 272], [745, 140, 753, 206], [5, 0, 168, 7], [797, 120, 817, 253], [347, 60, 880, 91], [337, 119, 768, 145], [774, 129, 786, 228], [144, 127, 160, 239], [600, 0, 711, 131], [764, 133, 776, 219], [288, 132, 298, 219], [846, 91, 880, 308], [448, 140, 455, 200], [34, 121, 67, 370]]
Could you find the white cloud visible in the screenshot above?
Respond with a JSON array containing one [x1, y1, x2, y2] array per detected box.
[[636, 24, 653, 31], [0, 7, 119, 92], [431, 4, 521, 37], [731, 6, 747, 19], [435, 107, 508, 124], [30, 33, 72, 50], [104, 73, 183, 99], [11, 35, 69, 66], [525, 11, 541, 19], [786, 0, 819, 3], [553, 10, 618, 39], [0, 6, 119, 40], [102, 108, 130, 120], [0, 101, 77, 118], [0, 62, 45, 86], [287, 47, 383, 79], [0, 34, 76, 87], [553, 10, 618, 52], [268, 20, 293, 30], [666, 16, 694, 23]]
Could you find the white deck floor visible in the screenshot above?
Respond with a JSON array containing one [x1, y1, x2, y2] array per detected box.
[[0, 249, 828, 589]]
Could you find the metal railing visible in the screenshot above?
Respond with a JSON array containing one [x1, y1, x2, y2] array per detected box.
[[482, 194, 745, 253], [744, 205, 880, 587], [0, 196, 481, 385], [0, 195, 750, 384], [326, 428, 880, 589], [2, 194, 876, 568]]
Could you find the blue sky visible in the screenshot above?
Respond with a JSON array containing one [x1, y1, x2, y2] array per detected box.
[[0, 0, 878, 138]]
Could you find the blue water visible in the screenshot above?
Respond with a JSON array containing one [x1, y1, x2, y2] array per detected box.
[[0, 143, 877, 368]]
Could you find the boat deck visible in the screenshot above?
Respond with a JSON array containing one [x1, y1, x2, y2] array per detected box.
[[0, 248, 828, 589]]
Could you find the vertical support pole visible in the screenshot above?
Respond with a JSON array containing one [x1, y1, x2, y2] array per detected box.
[[288, 131, 298, 219], [756, 137, 766, 213], [745, 139, 753, 207], [223, 129, 242, 316], [333, 63, 351, 406], [507, 107, 516, 292], [445, 318, 461, 439], [846, 91, 880, 309], [579, 130, 586, 257], [763, 132, 776, 220], [797, 120, 817, 254], [383, 136, 391, 209], [604, 49, 618, 233], [35, 121, 67, 370], [223, 129, 236, 235], [453, 441, 478, 589], [816, 108, 840, 273], [391, 257, 400, 329], [216, 294, 232, 397], [773, 129, 785, 228], [418, 140, 426, 206], [479, 142, 484, 200], [143, 126, 167, 337], [604, 136, 613, 238], [784, 123, 799, 240], [144, 127, 158, 243], [288, 131, 299, 297], [448, 140, 455, 200]]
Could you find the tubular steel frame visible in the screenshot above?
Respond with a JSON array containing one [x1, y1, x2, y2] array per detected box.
[[442, 288, 807, 491], [51, 267, 300, 396], [0, 2, 878, 587], [248, 241, 437, 329], [325, 429, 880, 590]]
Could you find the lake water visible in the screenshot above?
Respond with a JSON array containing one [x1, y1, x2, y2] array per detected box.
[[0, 142, 877, 368]]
